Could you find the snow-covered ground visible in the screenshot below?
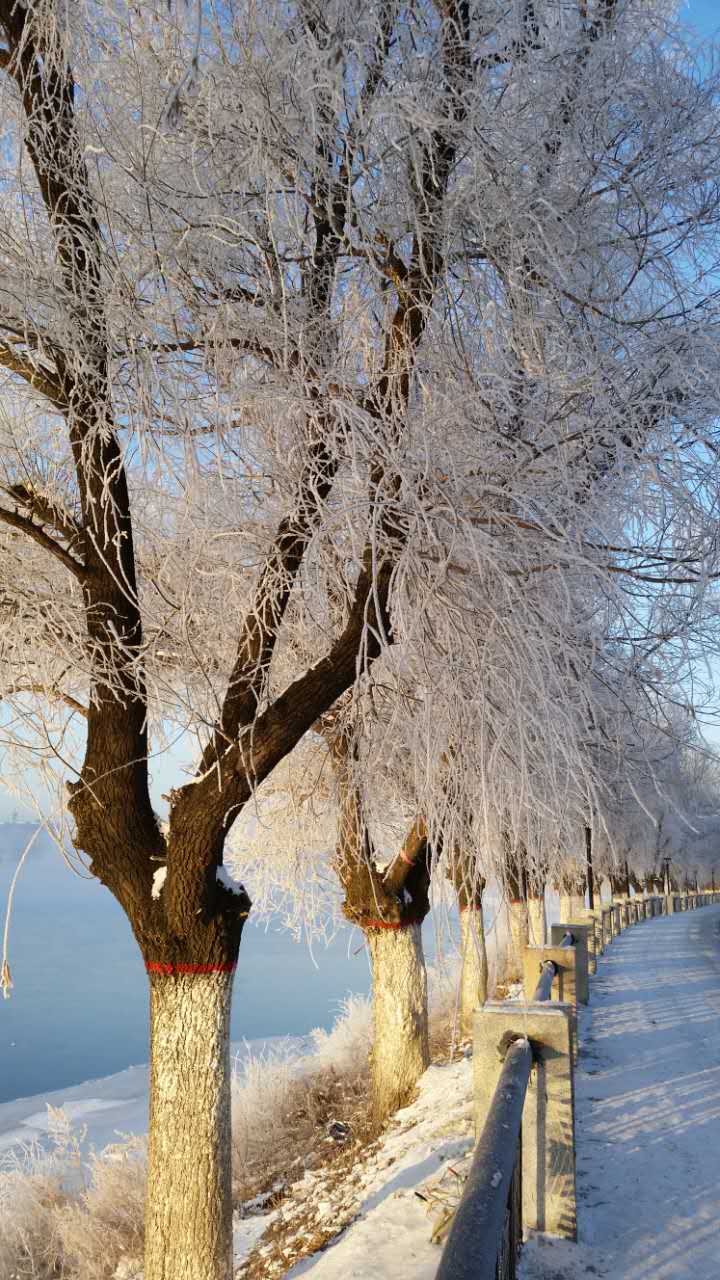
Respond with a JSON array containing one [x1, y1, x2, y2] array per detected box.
[[243, 1054, 475, 1280], [260, 905, 720, 1280], [521, 905, 720, 1280]]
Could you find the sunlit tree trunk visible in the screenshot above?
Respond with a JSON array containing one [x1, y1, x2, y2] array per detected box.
[[448, 854, 487, 1036], [366, 923, 429, 1130], [459, 905, 488, 1036], [325, 726, 432, 1130], [528, 892, 546, 945], [559, 868, 586, 922], [609, 872, 629, 902], [145, 971, 234, 1280], [503, 840, 529, 980]]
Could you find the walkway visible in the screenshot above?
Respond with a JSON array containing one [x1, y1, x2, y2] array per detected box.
[[520, 904, 720, 1280]]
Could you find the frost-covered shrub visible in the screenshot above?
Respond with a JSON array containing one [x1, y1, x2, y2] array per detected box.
[[0, 1119, 145, 1280], [0, 1148, 65, 1278], [305, 993, 373, 1078], [54, 1140, 146, 1279], [230, 994, 372, 1200]]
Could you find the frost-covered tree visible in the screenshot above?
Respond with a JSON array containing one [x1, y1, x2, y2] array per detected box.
[[2, 2, 720, 1277], [597, 719, 720, 894]]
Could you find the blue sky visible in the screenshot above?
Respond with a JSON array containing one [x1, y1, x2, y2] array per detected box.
[[683, 1, 719, 37]]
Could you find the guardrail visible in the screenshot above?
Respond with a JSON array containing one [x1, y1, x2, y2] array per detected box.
[[436, 889, 720, 1279], [437, 932, 577, 1280]]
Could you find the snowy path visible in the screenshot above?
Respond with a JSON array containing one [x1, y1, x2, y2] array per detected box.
[[521, 904, 720, 1280]]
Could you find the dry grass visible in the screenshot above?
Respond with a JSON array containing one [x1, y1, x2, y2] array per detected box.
[[232, 1062, 372, 1207], [231, 993, 373, 1205], [0, 1119, 145, 1280]]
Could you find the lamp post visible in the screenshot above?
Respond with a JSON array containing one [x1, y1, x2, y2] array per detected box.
[[662, 856, 672, 896]]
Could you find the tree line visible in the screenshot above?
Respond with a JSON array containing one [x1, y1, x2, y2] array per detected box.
[[0, 2, 719, 1277]]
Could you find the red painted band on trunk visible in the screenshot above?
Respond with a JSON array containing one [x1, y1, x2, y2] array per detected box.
[[146, 962, 237, 975]]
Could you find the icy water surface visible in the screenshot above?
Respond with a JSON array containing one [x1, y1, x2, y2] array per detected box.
[[0, 824, 371, 1104]]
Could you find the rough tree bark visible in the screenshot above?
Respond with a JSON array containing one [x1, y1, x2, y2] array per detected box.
[[366, 923, 429, 1128], [558, 868, 586, 922], [325, 725, 432, 1130], [528, 891, 546, 946], [503, 841, 529, 981], [145, 971, 235, 1280], [455, 869, 488, 1037]]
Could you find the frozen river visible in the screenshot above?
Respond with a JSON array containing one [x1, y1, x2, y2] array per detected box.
[[0, 823, 371, 1104]]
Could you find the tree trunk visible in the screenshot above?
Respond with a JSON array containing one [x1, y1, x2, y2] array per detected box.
[[505, 899, 529, 980], [502, 838, 528, 980], [145, 969, 234, 1280], [528, 894, 546, 946], [609, 874, 628, 902], [559, 891, 585, 921], [459, 907, 488, 1036], [367, 924, 429, 1130]]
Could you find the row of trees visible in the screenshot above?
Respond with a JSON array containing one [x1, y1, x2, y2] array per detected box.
[[0, 2, 719, 1277]]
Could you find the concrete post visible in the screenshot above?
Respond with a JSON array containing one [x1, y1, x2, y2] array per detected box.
[[522, 945, 578, 1010], [550, 925, 589, 1004], [474, 1002, 577, 1240], [566, 910, 598, 974]]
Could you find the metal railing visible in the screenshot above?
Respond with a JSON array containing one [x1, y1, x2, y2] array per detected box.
[[437, 935, 575, 1279], [435, 1038, 531, 1280], [532, 930, 574, 1002], [435, 892, 720, 1280]]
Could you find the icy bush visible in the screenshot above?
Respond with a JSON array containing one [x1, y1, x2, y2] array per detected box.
[[0, 1117, 145, 1280], [230, 993, 373, 1198], [305, 992, 373, 1077]]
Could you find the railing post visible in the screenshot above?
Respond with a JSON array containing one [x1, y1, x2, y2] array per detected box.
[[522, 944, 579, 1009], [550, 925, 589, 1004], [474, 1002, 577, 1241], [569, 911, 599, 973]]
